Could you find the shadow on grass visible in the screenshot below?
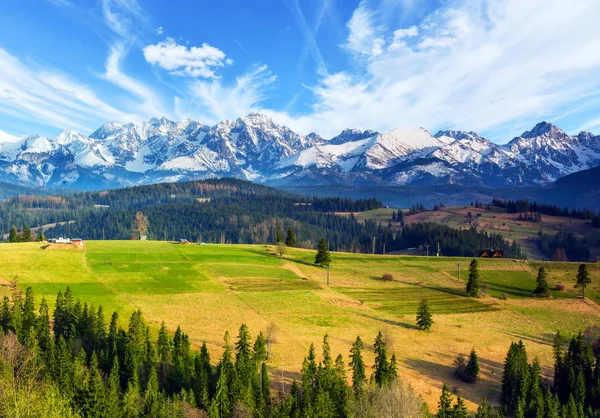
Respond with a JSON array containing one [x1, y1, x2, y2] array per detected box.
[[501, 331, 555, 347], [356, 312, 420, 330]]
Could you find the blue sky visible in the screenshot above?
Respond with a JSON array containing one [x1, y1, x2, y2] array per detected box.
[[1, 0, 600, 143]]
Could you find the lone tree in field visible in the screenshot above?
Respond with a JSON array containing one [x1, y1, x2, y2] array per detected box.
[[132, 211, 149, 238], [416, 299, 433, 331], [466, 348, 480, 382], [285, 227, 296, 247], [533, 266, 550, 298], [575, 264, 591, 299], [276, 241, 286, 257], [466, 259, 480, 297], [314, 238, 331, 267]]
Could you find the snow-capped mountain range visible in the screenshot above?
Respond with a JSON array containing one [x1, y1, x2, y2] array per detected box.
[[0, 114, 599, 190]]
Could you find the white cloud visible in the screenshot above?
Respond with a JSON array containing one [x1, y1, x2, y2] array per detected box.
[[101, 0, 146, 37], [104, 43, 166, 118], [0, 48, 133, 133], [175, 65, 277, 123], [279, 0, 600, 139], [345, 1, 385, 57], [143, 38, 232, 79], [156, 26, 164, 35], [0, 129, 21, 144]]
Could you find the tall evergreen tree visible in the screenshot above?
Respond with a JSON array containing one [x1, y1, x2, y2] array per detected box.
[[452, 395, 469, 418], [533, 266, 551, 298], [105, 356, 122, 418], [466, 258, 481, 297], [9, 226, 19, 242], [349, 336, 366, 394], [314, 238, 331, 267], [285, 227, 296, 247], [437, 383, 453, 418], [22, 224, 32, 242], [466, 348, 480, 383], [276, 225, 284, 243], [575, 264, 591, 299], [416, 299, 433, 331], [372, 331, 391, 387]]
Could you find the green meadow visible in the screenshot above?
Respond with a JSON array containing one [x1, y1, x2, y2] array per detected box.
[[1, 240, 599, 411]]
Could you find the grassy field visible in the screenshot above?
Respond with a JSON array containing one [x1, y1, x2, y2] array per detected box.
[[350, 206, 600, 260], [1, 241, 599, 412]]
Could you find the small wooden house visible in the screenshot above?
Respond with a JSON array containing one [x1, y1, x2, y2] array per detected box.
[[179, 239, 190, 245], [72, 238, 84, 247], [480, 250, 504, 258]]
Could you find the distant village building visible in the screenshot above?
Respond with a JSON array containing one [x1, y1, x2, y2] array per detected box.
[[480, 250, 504, 258], [49, 237, 71, 244], [72, 238, 84, 247], [179, 239, 190, 245], [140, 235, 148, 240]]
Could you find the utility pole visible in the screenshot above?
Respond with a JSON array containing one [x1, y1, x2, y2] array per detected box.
[[383, 243, 386, 255], [458, 264, 461, 281], [424, 244, 430, 263], [372, 237, 376, 254]]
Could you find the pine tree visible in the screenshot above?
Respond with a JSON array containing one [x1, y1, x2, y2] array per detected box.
[[416, 299, 433, 331], [84, 352, 106, 418], [452, 395, 469, 418], [314, 238, 331, 267], [575, 264, 591, 299], [36, 229, 46, 242], [372, 331, 390, 387], [143, 365, 161, 416], [533, 266, 551, 298], [437, 383, 453, 418], [276, 225, 284, 243], [35, 297, 52, 354], [349, 336, 366, 394], [466, 258, 481, 297], [501, 340, 530, 413], [285, 227, 296, 247], [105, 356, 122, 418], [21, 286, 36, 337], [22, 225, 32, 242], [466, 348, 480, 382], [122, 370, 142, 418], [9, 226, 19, 242], [260, 362, 270, 405], [0, 296, 11, 333]]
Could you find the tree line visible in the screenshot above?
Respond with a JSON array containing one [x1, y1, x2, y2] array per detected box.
[[492, 198, 600, 227], [0, 285, 429, 417]]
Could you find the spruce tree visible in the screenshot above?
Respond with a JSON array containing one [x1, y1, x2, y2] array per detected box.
[[416, 299, 433, 331], [285, 227, 296, 247], [466, 258, 481, 297], [349, 336, 366, 394], [437, 383, 453, 418], [36, 229, 46, 242], [575, 264, 591, 299], [276, 225, 284, 243], [372, 331, 390, 387], [466, 348, 480, 382], [260, 362, 270, 405], [533, 266, 551, 298], [0, 296, 10, 333], [105, 356, 122, 418], [452, 395, 469, 418], [314, 238, 331, 267], [9, 226, 19, 242], [22, 225, 32, 242], [21, 287, 36, 337]]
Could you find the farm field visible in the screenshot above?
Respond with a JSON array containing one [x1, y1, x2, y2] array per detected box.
[[1, 241, 599, 412], [351, 206, 600, 260]]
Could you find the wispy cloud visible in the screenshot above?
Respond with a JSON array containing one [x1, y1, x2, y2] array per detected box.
[[0, 48, 132, 133], [101, 0, 147, 37], [143, 38, 232, 78], [104, 43, 166, 119], [284, 0, 327, 75], [176, 65, 277, 123], [279, 0, 600, 139]]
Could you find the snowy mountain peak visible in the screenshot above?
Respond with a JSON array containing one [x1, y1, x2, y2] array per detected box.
[[1, 119, 598, 190], [520, 121, 565, 139]]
